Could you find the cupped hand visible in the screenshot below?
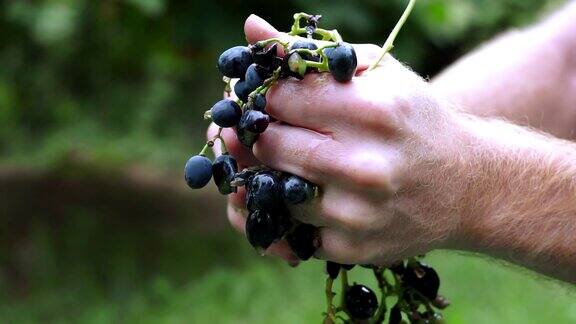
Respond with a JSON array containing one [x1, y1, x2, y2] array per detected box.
[[209, 14, 471, 266]]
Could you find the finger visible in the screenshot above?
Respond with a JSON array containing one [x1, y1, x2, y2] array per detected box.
[[207, 123, 223, 156], [244, 15, 382, 69], [286, 200, 328, 228], [265, 73, 353, 130], [244, 14, 283, 45], [226, 204, 300, 265], [266, 59, 405, 132], [229, 186, 247, 209], [227, 204, 248, 234], [314, 228, 369, 265], [354, 43, 382, 71], [266, 240, 300, 266], [252, 123, 344, 184]]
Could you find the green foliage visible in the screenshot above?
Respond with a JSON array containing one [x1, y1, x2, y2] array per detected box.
[[0, 0, 572, 322], [0, 0, 562, 167]]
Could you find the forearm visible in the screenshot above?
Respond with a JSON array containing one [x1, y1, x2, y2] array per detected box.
[[454, 115, 576, 283], [432, 1, 576, 139]]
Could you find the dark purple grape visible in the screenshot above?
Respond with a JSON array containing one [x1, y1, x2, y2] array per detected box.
[[404, 263, 440, 301], [252, 43, 282, 71], [290, 40, 319, 62], [345, 284, 378, 320], [245, 209, 279, 250], [268, 205, 292, 238], [217, 46, 253, 78], [326, 261, 340, 279], [246, 171, 281, 211], [324, 42, 357, 82], [239, 109, 269, 134], [184, 155, 212, 189], [244, 64, 266, 90], [286, 223, 318, 260], [234, 80, 251, 103], [210, 99, 242, 127], [245, 207, 289, 251], [212, 153, 238, 195], [280, 174, 314, 204], [253, 93, 267, 112], [235, 124, 259, 148]]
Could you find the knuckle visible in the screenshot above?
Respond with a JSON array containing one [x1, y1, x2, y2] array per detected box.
[[301, 137, 331, 176], [319, 200, 367, 233]]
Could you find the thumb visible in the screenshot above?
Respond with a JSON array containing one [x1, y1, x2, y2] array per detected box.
[[244, 14, 284, 44]]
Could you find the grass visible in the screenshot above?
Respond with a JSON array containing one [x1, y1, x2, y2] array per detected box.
[[0, 226, 574, 324]]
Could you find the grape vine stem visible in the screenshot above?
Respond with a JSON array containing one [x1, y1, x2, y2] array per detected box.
[[368, 0, 417, 71]]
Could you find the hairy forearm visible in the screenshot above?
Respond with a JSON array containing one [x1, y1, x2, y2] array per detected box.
[[432, 1, 576, 139], [453, 116, 576, 283]]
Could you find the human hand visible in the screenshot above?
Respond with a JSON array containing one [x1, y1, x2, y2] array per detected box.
[[210, 14, 474, 266]]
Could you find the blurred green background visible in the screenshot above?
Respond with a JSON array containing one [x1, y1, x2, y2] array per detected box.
[[0, 0, 574, 323]]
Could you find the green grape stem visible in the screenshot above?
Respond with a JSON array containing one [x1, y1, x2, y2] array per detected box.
[[324, 277, 337, 324], [255, 38, 290, 52], [369, 0, 417, 71], [340, 270, 350, 318], [198, 143, 210, 156], [371, 268, 388, 324]]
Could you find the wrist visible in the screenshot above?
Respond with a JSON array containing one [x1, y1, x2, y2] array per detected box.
[[449, 115, 576, 254]]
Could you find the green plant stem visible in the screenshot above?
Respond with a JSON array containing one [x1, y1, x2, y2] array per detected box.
[[324, 277, 337, 324], [214, 128, 227, 153], [198, 143, 209, 156], [340, 270, 350, 317], [368, 0, 417, 71], [372, 269, 388, 324], [251, 67, 282, 99], [255, 38, 289, 51]]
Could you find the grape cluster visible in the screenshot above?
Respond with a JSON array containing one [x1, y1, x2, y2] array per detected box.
[[184, 7, 449, 324]]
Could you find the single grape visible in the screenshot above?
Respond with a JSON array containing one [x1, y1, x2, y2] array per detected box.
[[280, 174, 314, 204], [404, 263, 440, 301], [212, 153, 238, 194], [326, 261, 340, 279], [268, 205, 292, 238], [244, 63, 266, 90], [234, 80, 251, 103], [253, 93, 267, 112], [246, 171, 281, 211], [184, 155, 213, 189], [345, 284, 378, 320], [245, 209, 285, 250], [286, 51, 307, 78], [324, 42, 357, 82], [289, 40, 319, 62], [210, 99, 242, 127], [252, 43, 282, 71], [285, 223, 318, 260], [239, 109, 270, 134], [217, 46, 253, 78], [235, 124, 259, 148]]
